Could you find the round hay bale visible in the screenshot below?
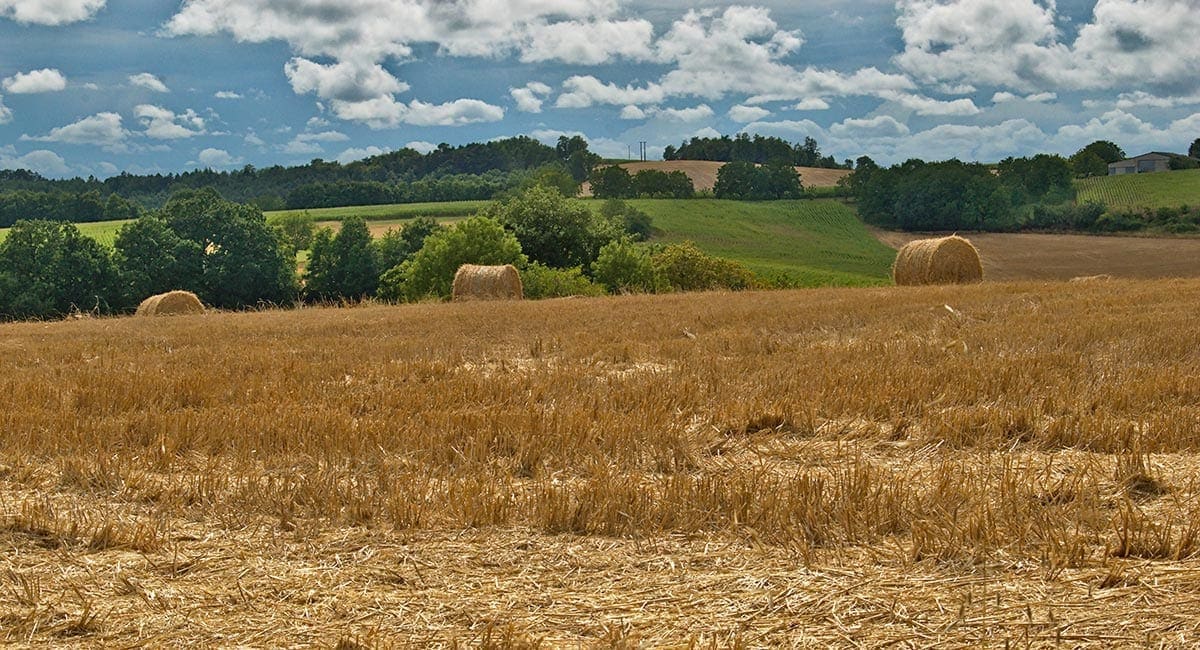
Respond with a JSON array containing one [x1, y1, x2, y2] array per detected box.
[[135, 290, 206, 316], [892, 236, 983, 286], [452, 264, 523, 301]]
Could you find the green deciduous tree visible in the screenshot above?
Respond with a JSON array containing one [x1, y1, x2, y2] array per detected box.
[[588, 165, 636, 199], [1190, 138, 1200, 160], [482, 185, 619, 269], [379, 216, 525, 301], [373, 217, 443, 273], [153, 188, 297, 308], [304, 216, 378, 302], [114, 216, 203, 302], [0, 220, 123, 320]]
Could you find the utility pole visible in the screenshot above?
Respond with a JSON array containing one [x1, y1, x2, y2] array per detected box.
[[639, 141, 647, 161]]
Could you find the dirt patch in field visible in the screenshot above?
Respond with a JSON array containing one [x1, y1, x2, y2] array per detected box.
[[873, 229, 1200, 281], [581, 160, 849, 196]]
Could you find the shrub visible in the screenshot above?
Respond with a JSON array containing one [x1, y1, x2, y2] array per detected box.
[[651, 241, 757, 292], [598, 199, 653, 241], [588, 165, 635, 199], [271, 212, 315, 253], [520, 263, 605, 299], [593, 239, 656, 293], [378, 216, 525, 302]]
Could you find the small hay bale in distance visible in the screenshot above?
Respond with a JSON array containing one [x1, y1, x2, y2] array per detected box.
[[892, 236, 983, 286], [135, 290, 206, 316], [452, 264, 524, 301]]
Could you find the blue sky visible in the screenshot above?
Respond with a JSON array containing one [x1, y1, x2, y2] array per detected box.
[[1, 0, 1198, 179]]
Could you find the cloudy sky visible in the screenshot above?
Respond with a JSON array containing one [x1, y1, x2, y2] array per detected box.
[[1, 0, 1199, 179]]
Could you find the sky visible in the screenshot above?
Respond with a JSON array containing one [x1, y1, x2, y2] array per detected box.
[[1, 0, 1199, 179]]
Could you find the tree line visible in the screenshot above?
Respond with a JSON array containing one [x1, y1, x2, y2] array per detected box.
[[663, 134, 849, 169], [0, 185, 762, 322]]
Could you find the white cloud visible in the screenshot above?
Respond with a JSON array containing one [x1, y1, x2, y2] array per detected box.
[[0, 146, 72, 177], [244, 132, 266, 147], [0, 95, 10, 124], [336, 146, 389, 164], [0, 0, 105, 25], [620, 105, 647, 120], [3, 68, 67, 94], [895, 0, 1200, 95], [728, 104, 771, 122], [279, 129, 350, 154], [284, 58, 407, 103], [556, 76, 665, 108], [134, 104, 206, 139], [878, 91, 981, 116], [129, 73, 169, 93], [404, 140, 436, 154], [520, 18, 654, 64], [793, 98, 830, 111], [829, 115, 910, 139], [510, 81, 552, 113], [197, 148, 240, 168], [994, 91, 1057, 104], [656, 104, 714, 122], [22, 112, 129, 150], [214, 90, 242, 99], [306, 116, 330, 128]]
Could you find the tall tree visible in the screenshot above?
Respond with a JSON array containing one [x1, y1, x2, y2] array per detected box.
[[0, 220, 123, 319]]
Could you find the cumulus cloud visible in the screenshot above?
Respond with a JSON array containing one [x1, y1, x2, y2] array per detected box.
[[993, 91, 1057, 104], [404, 140, 436, 154], [556, 76, 665, 108], [510, 81, 552, 113], [728, 105, 771, 122], [3, 68, 67, 94], [828, 115, 910, 139], [520, 19, 654, 64], [134, 104, 206, 139], [793, 98, 830, 111], [0, 96, 10, 124], [129, 73, 169, 93], [895, 0, 1200, 95], [197, 148, 240, 168], [0, 145, 72, 177], [655, 104, 714, 122], [336, 146, 389, 164], [214, 90, 242, 99], [279, 130, 349, 154], [0, 0, 105, 25], [22, 112, 129, 150], [163, 0, 653, 127], [619, 104, 647, 120], [878, 91, 980, 116]]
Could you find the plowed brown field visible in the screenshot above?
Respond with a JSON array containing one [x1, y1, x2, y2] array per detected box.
[[874, 229, 1200, 281]]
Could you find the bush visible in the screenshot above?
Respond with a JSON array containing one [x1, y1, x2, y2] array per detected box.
[[651, 241, 757, 292], [520, 263, 605, 299], [271, 212, 315, 254], [632, 169, 694, 198], [378, 216, 525, 301], [598, 198, 653, 241], [593, 239, 656, 293]]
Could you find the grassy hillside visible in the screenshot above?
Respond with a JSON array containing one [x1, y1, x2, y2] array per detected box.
[[621, 199, 895, 286], [1075, 169, 1200, 210], [1, 198, 894, 287], [0, 218, 131, 246], [265, 200, 489, 222]]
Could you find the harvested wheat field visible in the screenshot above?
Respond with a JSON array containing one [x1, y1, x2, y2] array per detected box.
[[874, 229, 1200, 281], [581, 161, 849, 195], [4, 281, 1200, 646]]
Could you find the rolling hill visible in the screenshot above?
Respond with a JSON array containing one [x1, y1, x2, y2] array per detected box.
[[1075, 168, 1200, 210]]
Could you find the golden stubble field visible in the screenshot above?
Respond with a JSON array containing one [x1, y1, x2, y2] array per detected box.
[[3, 280, 1200, 647]]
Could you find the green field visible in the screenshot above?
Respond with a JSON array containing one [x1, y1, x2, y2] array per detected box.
[[622, 199, 895, 286], [0, 199, 895, 288], [265, 200, 489, 223], [1075, 169, 1200, 210], [0, 219, 132, 246]]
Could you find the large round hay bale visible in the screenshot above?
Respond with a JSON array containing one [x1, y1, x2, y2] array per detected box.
[[892, 236, 983, 286], [452, 264, 523, 301], [135, 290, 206, 316]]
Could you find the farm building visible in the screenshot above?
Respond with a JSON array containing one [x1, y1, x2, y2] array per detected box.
[[1107, 152, 1192, 175]]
